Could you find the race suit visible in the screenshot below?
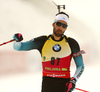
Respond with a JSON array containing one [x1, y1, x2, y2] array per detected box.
[[13, 35, 85, 92]]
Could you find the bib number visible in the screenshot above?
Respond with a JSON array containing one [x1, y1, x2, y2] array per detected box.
[[51, 57, 60, 65]]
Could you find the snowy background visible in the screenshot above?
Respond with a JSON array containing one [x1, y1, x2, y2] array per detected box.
[[0, 0, 100, 92]]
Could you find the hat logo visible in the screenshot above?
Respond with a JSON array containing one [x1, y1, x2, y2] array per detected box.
[[63, 17, 65, 20]]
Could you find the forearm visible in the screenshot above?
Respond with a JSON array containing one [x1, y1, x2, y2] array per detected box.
[[13, 41, 36, 51], [73, 55, 84, 81], [73, 65, 84, 81], [13, 42, 22, 51]]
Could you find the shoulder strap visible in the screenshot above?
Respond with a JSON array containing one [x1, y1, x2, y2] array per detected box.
[[64, 35, 69, 41], [46, 34, 52, 39]]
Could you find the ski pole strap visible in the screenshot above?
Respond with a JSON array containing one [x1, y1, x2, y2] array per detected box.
[[76, 88, 89, 92], [0, 39, 15, 46]]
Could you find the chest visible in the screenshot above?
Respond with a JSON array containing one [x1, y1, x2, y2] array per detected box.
[[41, 37, 71, 62]]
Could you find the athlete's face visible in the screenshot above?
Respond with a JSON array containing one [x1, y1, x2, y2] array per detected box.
[[52, 20, 67, 37]]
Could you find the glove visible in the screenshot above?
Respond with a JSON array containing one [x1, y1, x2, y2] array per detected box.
[[65, 77, 76, 92], [13, 33, 23, 42]]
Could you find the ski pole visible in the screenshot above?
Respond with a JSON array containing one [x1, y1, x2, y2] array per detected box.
[[0, 39, 15, 46], [76, 88, 89, 92]]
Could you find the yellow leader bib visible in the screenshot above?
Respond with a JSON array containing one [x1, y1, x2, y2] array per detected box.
[[42, 36, 72, 78]]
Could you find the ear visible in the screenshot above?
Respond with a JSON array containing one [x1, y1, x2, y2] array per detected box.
[[52, 23, 55, 27]]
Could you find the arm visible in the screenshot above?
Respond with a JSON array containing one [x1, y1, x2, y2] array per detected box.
[[13, 40, 39, 51], [67, 37, 85, 80], [73, 54, 84, 81], [13, 33, 48, 51], [66, 37, 85, 92]]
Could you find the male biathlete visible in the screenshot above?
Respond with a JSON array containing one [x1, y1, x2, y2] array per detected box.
[[13, 12, 85, 92]]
